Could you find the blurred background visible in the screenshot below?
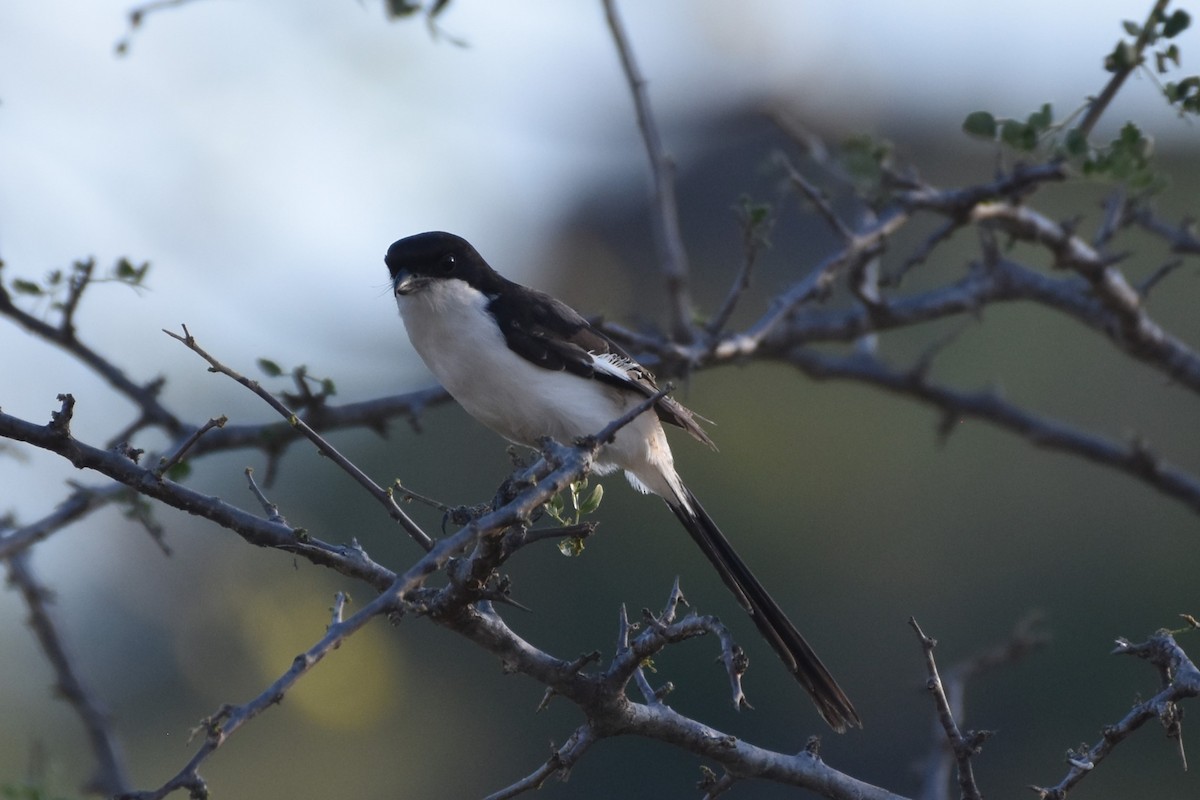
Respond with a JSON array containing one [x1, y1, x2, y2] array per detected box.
[[2, 1, 1199, 798]]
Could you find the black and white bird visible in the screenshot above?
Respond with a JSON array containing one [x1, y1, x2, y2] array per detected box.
[[385, 230, 860, 731]]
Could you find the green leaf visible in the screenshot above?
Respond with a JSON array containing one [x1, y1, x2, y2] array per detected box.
[[257, 358, 283, 377], [1064, 128, 1089, 157], [546, 493, 567, 524], [1157, 43, 1181, 72], [1163, 9, 1190, 38], [384, 0, 422, 19], [1164, 76, 1200, 112], [578, 483, 604, 515], [1117, 121, 1146, 149], [961, 111, 997, 139], [1122, 20, 1141, 37], [166, 460, 192, 481], [1105, 40, 1136, 72], [320, 377, 337, 396], [11, 279, 42, 296], [1026, 103, 1053, 132], [1000, 119, 1037, 151]]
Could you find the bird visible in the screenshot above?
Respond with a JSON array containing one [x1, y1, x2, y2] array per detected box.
[[385, 230, 860, 732]]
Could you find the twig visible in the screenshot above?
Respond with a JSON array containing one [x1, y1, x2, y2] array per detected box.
[[619, 604, 660, 704], [0, 283, 185, 437], [391, 478, 459, 516], [1131, 206, 1200, 254], [715, 209, 909, 357], [521, 521, 597, 546], [245, 468, 287, 525], [483, 725, 598, 800], [0, 483, 126, 560], [917, 614, 1050, 800], [784, 159, 854, 242], [179, 386, 450, 459], [59, 258, 94, 338], [0, 402, 399, 591], [117, 584, 406, 800], [164, 325, 433, 551], [1075, 0, 1171, 138], [1032, 629, 1200, 798], [1093, 188, 1129, 249], [909, 618, 985, 800], [607, 601, 751, 711], [114, 0, 208, 55], [601, 0, 694, 342], [778, 346, 1200, 517], [1137, 258, 1185, 297], [705, 202, 773, 341], [584, 384, 672, 449], [155, 415, 226, 478], [6, 552, 132, 796]]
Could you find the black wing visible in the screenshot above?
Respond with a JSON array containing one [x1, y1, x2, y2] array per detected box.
[[487, 283, 714, 448]]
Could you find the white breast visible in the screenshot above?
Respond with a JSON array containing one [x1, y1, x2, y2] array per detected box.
[[395, 279, 680, 500]]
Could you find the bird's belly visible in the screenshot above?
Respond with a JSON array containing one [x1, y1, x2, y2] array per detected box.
[[452, 352, 630, 448], [400, 295, 635, 449]]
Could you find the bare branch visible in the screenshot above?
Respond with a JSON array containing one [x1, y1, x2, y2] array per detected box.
[[1032, 629, 1200, 798], [154, 415, 226, 478], [0, 401, 399, 590], [1132, 205, 1200, 255], [5, 552, 132, 796], [705, 201, 773, 341], [917, 614, 1049, 800], [245, 467, 287, 525], [0, 483, 126, 560], [776, 347, 1200, 517], [909, 618, 985, 800], [483, 725, 598, 800], [116, 588, 399, 800], [0, 279, 185, 437], [601, 0, 694, 342], [164, 325, 434, 551]]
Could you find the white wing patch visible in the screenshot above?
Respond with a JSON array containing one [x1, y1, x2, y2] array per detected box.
[[590, 350, 641, 383]]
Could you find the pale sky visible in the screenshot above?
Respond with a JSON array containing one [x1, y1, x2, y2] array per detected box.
[[0, 0, 1191, 523]]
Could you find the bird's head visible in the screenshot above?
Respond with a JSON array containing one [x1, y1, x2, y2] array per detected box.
[[385, 231, 499, 297]]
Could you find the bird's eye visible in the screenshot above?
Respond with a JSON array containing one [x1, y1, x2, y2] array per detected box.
[[437, 254, 456, 274]]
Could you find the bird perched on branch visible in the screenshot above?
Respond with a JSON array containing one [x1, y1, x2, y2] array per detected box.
[[385, 230, 860, 731]]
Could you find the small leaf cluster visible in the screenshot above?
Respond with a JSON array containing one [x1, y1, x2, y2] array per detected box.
[[257, 358, 338, 405], [1110, 8, 1199, 115], [961, 104, 1054, 153], [546, 478, 603, 529], [964, 104, 1162, 191], [6, 257, 149, 301], [1078, 122, 1158, 189], [1107, 8, 1190, 72]]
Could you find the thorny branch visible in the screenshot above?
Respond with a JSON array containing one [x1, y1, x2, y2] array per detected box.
[[601, 0, 695, 342], [909, 618, 986, 800], [164, 325, 434, 551], [917, 614, 1050, 800], [1031, 628, 1200, 799]]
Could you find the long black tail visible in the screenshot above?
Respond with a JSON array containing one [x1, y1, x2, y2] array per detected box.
[[666, 487, 861, 732]]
